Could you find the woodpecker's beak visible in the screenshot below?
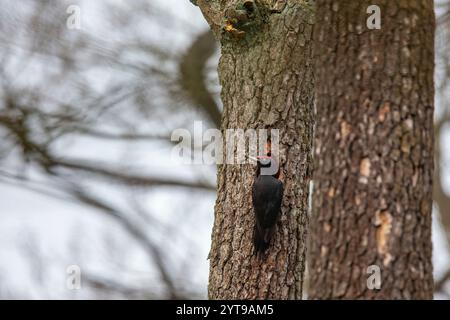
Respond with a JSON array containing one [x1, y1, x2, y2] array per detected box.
[[248, 156, 258, 162]]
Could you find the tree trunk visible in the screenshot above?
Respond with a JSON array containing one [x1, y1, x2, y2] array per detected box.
[[195, 0, 315, 299], [309, 0, 435, 299]]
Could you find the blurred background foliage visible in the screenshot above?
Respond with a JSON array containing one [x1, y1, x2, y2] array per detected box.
[[0, 0, 449, 299]]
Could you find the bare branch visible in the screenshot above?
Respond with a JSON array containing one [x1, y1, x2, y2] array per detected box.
[[73, 127, 171, 141], [435, 268, 450, 293], [70, 187, 180, 299], [434, 114, 450, 252], [52, 158, 216, 191], [179, 30, 220, 127]]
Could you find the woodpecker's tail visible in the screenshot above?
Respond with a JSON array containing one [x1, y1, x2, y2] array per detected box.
[[253, 225, 271, 255]]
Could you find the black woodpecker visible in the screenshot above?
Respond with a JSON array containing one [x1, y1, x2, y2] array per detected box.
[[251, 155, 284, 254]]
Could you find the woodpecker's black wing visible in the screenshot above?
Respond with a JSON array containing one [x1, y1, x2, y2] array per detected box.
[[252, 176, 284, 253]]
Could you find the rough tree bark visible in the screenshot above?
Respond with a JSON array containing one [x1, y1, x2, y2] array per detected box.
[[309, 0, 435, 299], [194, 0, 315, 299]]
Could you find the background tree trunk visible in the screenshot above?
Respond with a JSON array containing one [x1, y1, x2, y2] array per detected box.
[[309, 0, 435, 299], [196, 0, 315, 299]]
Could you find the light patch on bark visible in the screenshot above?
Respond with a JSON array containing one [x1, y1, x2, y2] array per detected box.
[[359, 158, 371, 184], [404, 118, 414, 130], [360, 158, 371, 177], [340, 121, 351, 139], [327, 187, 335, 198], [412, 171, 419, 187], [375, 211, 393, 266], [320, 245, 328, 257], [378, 102, 390, 122]]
